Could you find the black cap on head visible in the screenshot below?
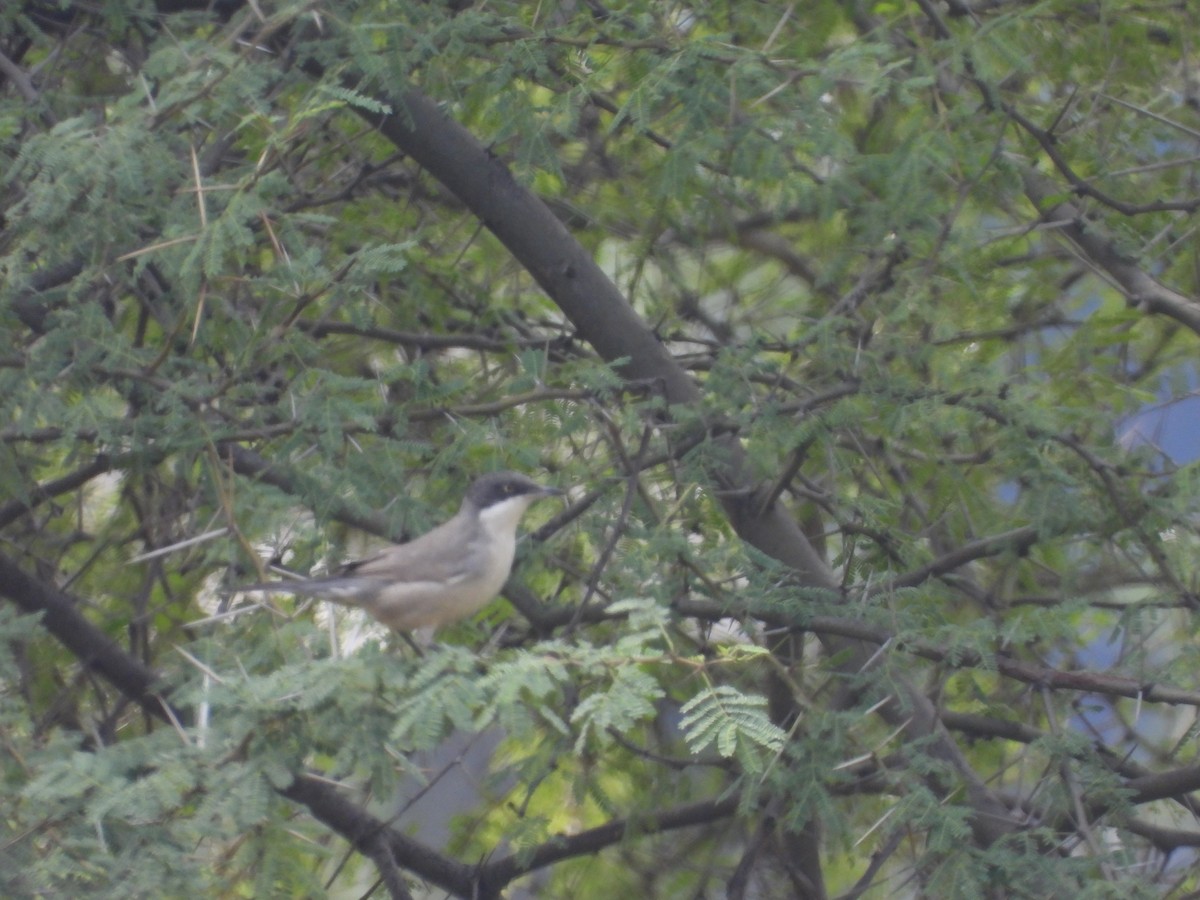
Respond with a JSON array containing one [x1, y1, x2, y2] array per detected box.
[[463, 471, 562, 510]]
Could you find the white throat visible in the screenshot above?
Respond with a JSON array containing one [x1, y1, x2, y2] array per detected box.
[[476, 495, 539, 540]]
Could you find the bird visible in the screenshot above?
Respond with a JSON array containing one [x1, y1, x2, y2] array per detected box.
[[236, 471, 563, 631]]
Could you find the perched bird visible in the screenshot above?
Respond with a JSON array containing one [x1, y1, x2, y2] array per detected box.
[[238, 472, 562, 631]]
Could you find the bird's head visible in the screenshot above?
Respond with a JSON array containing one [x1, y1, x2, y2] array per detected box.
[[464, 472, 563, 519]]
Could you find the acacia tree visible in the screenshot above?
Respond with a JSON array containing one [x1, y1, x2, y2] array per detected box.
[[3, 1, 1200, 897]]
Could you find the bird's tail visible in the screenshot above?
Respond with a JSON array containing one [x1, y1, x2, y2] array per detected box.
[[234, 578, 368, 604]]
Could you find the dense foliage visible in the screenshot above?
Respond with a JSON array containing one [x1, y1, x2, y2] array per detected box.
[[3, 1, 1200, 897]]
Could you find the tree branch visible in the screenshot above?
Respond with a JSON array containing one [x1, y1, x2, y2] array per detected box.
[[1020, 167, 1200, 336], [0, 550, 178, 723], [888, 525, 1039, 589], [672, 597, 1200, 707], [477, 795, 740, 893], [0, 453, 134, 529]]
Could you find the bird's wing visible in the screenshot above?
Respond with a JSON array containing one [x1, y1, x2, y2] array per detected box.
[[335, 514, 484, 585]]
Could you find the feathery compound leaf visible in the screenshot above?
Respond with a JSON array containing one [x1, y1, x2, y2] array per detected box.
[[570, 665, 664, 750], [679, 684, 787, 769], [316, 83, 394, 117]]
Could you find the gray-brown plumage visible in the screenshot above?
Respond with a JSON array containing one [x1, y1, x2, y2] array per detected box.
[[238, 472, 562, 630]]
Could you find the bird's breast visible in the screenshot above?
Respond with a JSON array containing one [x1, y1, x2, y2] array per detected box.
[[464, 525, 517, 599]]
